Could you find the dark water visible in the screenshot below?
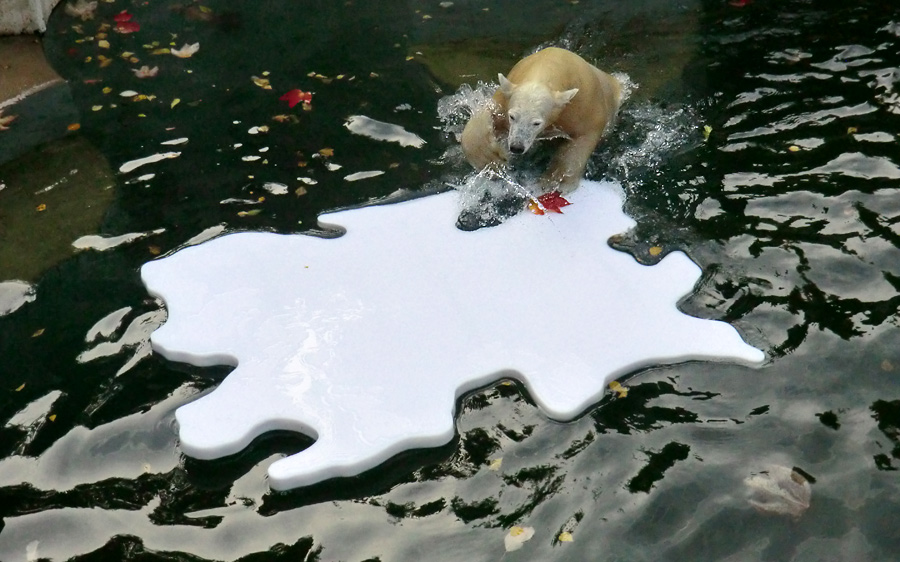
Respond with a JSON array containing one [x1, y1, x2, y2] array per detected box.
[[2, 0, 900, 560]]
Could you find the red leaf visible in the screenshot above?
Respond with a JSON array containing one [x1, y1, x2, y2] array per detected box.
[[116, 20, 140, 33], [536, 191, 571, 214], [114, 10, 132, 22], [279, 89, 313, 109]]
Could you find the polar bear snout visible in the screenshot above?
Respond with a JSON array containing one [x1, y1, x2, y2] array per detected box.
[[509, 142, 527, 155]]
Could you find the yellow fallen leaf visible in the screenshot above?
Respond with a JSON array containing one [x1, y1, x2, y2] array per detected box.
[[98, 39, 110, 49], [15, 383, 25, 391], [488, 458, 503, 471], [318, 147, 334, 157], [847, 126, 858, 134], [649, 246, 662, 256], [148, 245, 161, 256], [102, 86, 112, 94], [32, 328, 45, 337], [237, 209, 262, 217], [171, 98, 180, 109], [609, 380, 628, 398], [36, 203, 47, 212], [67, 123, 81, 131], [559, 531, 574, 542], [151, 48, 170, 55], [703, 124, 712, 141], [295, 186, 308, 197], [48, 414, 57, 422], [788, 145, 801, 152], [252, 76, 272, 89], [92, 105, 103, 111], [882, 360, 894, 372]]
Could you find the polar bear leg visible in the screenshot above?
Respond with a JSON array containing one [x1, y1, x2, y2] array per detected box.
[[543, 132, 603, 194]]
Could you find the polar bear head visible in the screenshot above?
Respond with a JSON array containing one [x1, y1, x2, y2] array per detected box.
[[499, 73, 579, 155]]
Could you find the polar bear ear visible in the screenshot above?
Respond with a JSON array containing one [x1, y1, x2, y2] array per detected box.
[[498, 74, 516, 97], [555, 88, 579, 106]]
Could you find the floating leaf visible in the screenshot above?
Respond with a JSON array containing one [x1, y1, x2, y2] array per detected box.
[[48, 414, 57, 422], [703, 124, 712, 141], [295, 186, 308, 197], [65, 0, 98, 20], [609, 380, 628, 398], [15, 383, 25, 391], [151, 48, 170, 55], [32, 328, 45, 337], [171, 43, 200, 58], [252, 76, 272, 90], [171, 98, 180, 109], [504, 526, 535, 552], [558, 531, 574, 542], [102, 86, 112, 93], [92, 105, 103, 111], [115, 21, 140, 34], [36, 204, 47, 212], [132, 65, 159, 78], [98, 39, 110, 49], [120, 89, 139, 97], [67, 123, 81, 131], [649, 246, 662, 256], [881, 359, 894, 372], [847, 126, 858, 134], [318, 147, 334, 157], [488, 458, 503, 471], [113, 10, 132, 22], [237, 209, 262, 217], [279, 89, 313, 109], [788, 145, 801, 152]]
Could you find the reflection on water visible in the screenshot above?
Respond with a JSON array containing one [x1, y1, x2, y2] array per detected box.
[[2, 0, 900, 560]]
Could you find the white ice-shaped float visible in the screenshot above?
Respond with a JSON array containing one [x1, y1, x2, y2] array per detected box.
[[141, 180, 764, 490]]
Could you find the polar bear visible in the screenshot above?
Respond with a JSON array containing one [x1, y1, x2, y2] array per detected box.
[[460, 47, 622, 193]]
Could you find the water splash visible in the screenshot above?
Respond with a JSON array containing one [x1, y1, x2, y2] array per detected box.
[[437, 73, 698, 227]]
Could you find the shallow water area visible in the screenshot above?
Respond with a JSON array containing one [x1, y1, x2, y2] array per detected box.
[[2, 0, 900, 561]]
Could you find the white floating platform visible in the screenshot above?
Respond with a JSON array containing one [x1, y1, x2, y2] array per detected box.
[[141, 180, 764, 490]]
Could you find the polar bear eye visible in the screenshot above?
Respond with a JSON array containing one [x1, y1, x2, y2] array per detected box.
[[532, 119, 543, 128], [509, 113, 517, 122]]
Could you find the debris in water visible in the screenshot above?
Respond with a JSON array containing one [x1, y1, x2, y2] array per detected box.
[[745, 465, 811, 517]]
